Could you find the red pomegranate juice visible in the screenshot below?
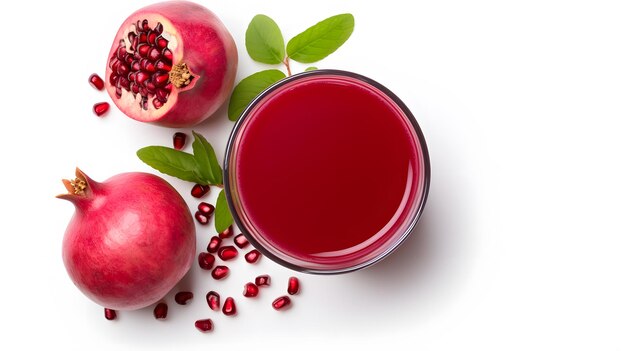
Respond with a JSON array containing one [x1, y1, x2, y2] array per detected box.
[[227, 71, 428, 272]]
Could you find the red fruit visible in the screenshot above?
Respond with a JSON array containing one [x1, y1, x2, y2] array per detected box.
[[255, 275, 271, 287], [173, 132, 187, 150], [206, 291, 220, 311], [58, 169, 195, 310], [222, 297, 236, 316], [104, 308, 117, 320], [195, 211, 210, 225], [93, 102, 110, 116], [218, 225, 233, 239], [191, 184, 210, 198], [211, 266, 229, 280], [198, 252, 215, 270], [287, 277, 300, 295], [175, 291, 193, 305], [105, 1, 238, 127], [154, 302, 168, 319], [195, 319, 213, 332], [217, 246, 238, 261], [198, 202, 215, 216], [234, 234, 249, 249], [243, 282, 259, 297], [244, 249, 261, 264], [272, 296, 291, 310], [89, 73, 105, 90], [207, 236, 221, 253]]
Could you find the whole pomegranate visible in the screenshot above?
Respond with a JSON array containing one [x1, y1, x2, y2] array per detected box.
[[105, 1, 238, 127], [58, 169, 196, 310]]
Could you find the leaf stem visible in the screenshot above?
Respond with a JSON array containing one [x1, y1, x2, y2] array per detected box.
[[283, 57, 292, 76]]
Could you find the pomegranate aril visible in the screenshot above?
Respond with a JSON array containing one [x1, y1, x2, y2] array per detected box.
[[234, 234, 249, 249], [218, 246, 238, 261], [206, 291, 220, 311], [243, 282, 259, 297], [175, 291, 193, 305], [138, 32, 148, 43], [137, 44, 150, 57], [198, 202, 215, 216], [191, 184, 210, 198], [255, 274, 271, 287], [195, 211, 210, 225], [154, 22, 164, 35], [218, 225, 233, 239], [156, 60, 172, 72], [117, 63, 129, 76], [272, 296, 292, 310], [222, 297, 236, 316], [89, 73, 104, 90], [207, 236, 221, 253], [162, 48, 173, 62], [136, 71, 150, 84], [145, 81, 157, 94], [156, 88, 169, 102], [195, 319, 213, 332], [119, 76, 130, 90], [104, 308, 117, 320], [128, 31, 137, 42], [245, 249, 261, 264], [156, 37, 168, 50], [288, 277, 300, 295], [153, 98, 164, 109], [211, 265, 229, 280], [198, 252, 215, 270], [173, 132, 187, 150], [154, 73, 169, 86], [148, 31, 157, 45], [153, 302, 168, 319], [142, 19, 150, 31], [116, 46, 127, 60], [93, 102, 110, 117], [141, 59, 156, 73], [148, 47, 161, 61]]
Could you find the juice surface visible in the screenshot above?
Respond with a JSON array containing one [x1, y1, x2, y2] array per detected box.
[[235, 75, 420, 264]]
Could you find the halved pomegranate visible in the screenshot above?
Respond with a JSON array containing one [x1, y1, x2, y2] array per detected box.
[[105, 1, 238, 127]]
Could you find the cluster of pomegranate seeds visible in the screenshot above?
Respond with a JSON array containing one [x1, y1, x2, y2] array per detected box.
[[234, 234, 249, 248], [222, 297, 237, 316], [245, 249, 261, 264], [211, 265, 229, 280], [207, 236, 221, 253], [89, 74, 105, 90], [173, 132, 187, 150], [153, 302, 168, 319], [93, 102, 110, 117], [108, 19, 181, 111], [272, 296, 292, 310], [191, 184, 210, 198], [219, 225, 234, 239], [174, 291, 193, 305], [206, 291, 220, 311], [288, 277, 300, 295], [195, 319, 213, 332], [104, 308, 117, 320], [255, 275, 271, 287], [243, 282, 259, 297], [198, 252, 215, 270], [218, 246, 238, 261]]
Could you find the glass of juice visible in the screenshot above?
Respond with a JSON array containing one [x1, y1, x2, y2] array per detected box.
[[224, 70, 430, 274]]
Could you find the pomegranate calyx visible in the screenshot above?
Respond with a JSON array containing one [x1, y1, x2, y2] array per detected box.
[[59, 168, 91, 197], [169, 63, 194, 89]]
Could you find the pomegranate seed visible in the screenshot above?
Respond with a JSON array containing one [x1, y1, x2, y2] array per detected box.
[[255, 274, 271, 287], [211, 265, 229, 280], [175, 291, 193, 305], [288, 277, 300, 295], [243, 282, 259, 297], [154, 22, 164, 35], [198, 252, 215, 270], [218, 246, 238, 261], [222, 297, 237, 316], [245, 249, 261, 264], [195, 211, 210, 225], [219, 225, 233, 239], [191, 184, 210, 198], [173, 132, 187, 150], [104, 308, 117, 320], [207, 236, 221, 253], [272, 296, 292, 310], [198, 202, 215, 216], [93, 102, 110, 117], [89, 73, 104, 90], [195, 319, 213, 332], [206, 291, 220, 311], [154, 302, 168, 319], [234, 234, 249, 249]]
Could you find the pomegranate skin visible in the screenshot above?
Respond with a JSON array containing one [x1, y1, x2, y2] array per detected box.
[[59, 169, 196, 310], [105, 0, 238, 127]]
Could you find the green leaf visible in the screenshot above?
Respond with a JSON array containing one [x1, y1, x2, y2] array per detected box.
[[137, 146, 207, 184], [286, 14, 354, 63], [246, 15, 286, 64], [228, 69, 286, 121], [305, 66, 318, 71], [191, 131, 223, 185], [215, 189, 233, 233]]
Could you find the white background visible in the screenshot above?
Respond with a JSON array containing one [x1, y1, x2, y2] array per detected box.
[[1, 0, 625, 349]]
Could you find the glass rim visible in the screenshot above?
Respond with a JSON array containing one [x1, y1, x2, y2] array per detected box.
[[223, 69, 431, 275]]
